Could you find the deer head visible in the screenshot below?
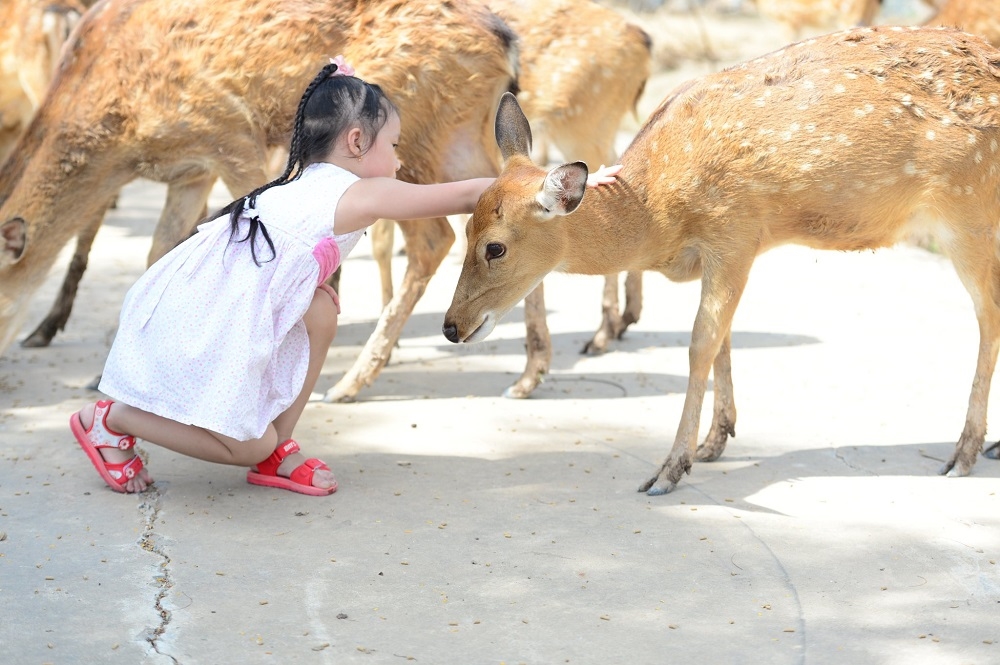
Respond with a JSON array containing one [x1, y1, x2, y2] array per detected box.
[[443, 92, 592, 343]]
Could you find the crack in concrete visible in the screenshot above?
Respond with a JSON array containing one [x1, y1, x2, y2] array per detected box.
[[137, 487, 179, 664]]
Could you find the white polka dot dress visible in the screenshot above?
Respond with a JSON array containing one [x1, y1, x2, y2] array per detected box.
[[100, 163, 365, 440]]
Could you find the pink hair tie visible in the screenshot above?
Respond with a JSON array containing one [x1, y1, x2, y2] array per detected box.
[[329, 55, 355, 77]]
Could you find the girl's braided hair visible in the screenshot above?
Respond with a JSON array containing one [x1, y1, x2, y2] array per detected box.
[[215, 61, 399, 265]]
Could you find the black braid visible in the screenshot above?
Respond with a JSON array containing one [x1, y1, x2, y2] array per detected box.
[[215, 62, 341, 266]]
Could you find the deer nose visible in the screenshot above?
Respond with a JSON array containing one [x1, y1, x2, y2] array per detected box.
[[442, 323, 460, 343]]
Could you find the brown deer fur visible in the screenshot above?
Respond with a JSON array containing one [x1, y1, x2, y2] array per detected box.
[[0, 0, 516, 357], [444, 26, 1000, 494], [356, 0, 651, 401], [0, 0, 86, 165]]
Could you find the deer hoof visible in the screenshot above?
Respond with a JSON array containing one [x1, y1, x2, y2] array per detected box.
[[940, 456, 973, 477], [982, 441, 1000, 460]]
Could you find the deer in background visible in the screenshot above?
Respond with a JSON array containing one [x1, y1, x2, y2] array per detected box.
[[752, 0, 882, 41], [0, 0, 515, 358], [354, 0, 652, 401], [444, 26, 1000, 494], [925, 0, 1000, 47], [0, 0, 86, 165]]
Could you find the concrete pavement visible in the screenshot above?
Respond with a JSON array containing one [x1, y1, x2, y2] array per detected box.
[[1, 178, 999, 664]]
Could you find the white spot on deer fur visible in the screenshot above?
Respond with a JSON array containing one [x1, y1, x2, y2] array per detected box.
[[836, 134, 850, 144], [991, 139, 998, 153], [810, 148, 822, 156], [965, 185, 974, 196], [926, 130, 936, 141], [975, 152, 983, 164], [684, 142, 694, 153], [834, 84, 846, 94], [988, 94, 1000, 105], [822, 182, 835, 192], [900, 94, 912, 106], [844, 72, 858, 80], [921, 70, 934, 80], [800, 163, 812, 172], [754, 96, 766, 107], [803, 79, 815, 90], [968, 133, 977, 145], [805, 123, 816, 133], [883, 119, 893, 128], [903, 161, 918, 175]]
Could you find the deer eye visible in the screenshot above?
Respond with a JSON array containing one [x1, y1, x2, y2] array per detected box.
[[485, 242, 506, 261]]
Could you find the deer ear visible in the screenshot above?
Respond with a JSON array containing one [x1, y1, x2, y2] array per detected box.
[[537, 162, 588, 216], [494, 91, 532, 161], [1, 218, 25, 266]]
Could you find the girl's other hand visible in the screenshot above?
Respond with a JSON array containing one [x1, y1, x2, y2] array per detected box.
[[317, 282, 341, 314], [586, 163, 622, 188]]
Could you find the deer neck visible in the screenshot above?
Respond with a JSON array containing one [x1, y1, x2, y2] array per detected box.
[[556, 175, 664, 276]]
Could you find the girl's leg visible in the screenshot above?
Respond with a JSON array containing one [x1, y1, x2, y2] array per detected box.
[[76, 287, 339, 494], [264, 287, 339, 485], [76, 403, 280, 493]]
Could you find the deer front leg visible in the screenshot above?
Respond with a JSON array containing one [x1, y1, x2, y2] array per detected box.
[[696, 330, 736, 462], [324, 216, 453, 403], [370, 218, 396, 309], [504, 281, 551, 398], [20, 216, 103, 347], [640, 259, 752, 495]]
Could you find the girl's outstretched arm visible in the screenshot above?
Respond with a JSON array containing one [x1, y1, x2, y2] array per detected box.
[[335, 164, 622, 235]]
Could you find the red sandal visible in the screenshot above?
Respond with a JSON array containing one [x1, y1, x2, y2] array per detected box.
[[70, 400, 146, 493], [246, 439, 337, 496]]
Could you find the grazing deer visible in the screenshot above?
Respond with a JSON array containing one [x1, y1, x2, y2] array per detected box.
[[752, 0, 882, 41], [444, 25, 1000, 495], [355, 0, 651, 401], [925, 0, 1000, 48], [0, 0, 516, 357], [0, 0, 86, 165]]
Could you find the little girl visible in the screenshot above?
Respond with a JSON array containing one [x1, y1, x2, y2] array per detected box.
[[69, 56, 621, 496]]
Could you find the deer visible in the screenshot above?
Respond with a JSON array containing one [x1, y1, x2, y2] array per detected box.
[[0, 0, 517, 358], [752, 0, 883, 41], [0, 0, 86, 165], [354, 0, 652, 401], [443, 25, 1000, 495], [925, 0, 1000, 48]]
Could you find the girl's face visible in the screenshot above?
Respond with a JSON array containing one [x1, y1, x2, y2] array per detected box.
[[357, 111, 401, 179]]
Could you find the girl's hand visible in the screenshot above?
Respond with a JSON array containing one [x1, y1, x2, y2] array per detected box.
[[317, 282, 341, 314], [586, 163, 622, 188]]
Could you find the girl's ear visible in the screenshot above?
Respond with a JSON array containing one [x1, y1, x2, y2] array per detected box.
[[346, 127, 364, 158]]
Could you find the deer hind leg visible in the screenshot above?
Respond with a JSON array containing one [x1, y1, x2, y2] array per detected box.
[[504, 281, 552, 399], [640, 254, 754, 495], [148, 173, 219, 264], [622, 271, 643, 329], [581, 270, 644, 355], [942, 232, 1000, 475], [582, 273, 624, 355], [20, 214, 104, 347], [696, 330, 737, 462], [324, 216, 454, 403]]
